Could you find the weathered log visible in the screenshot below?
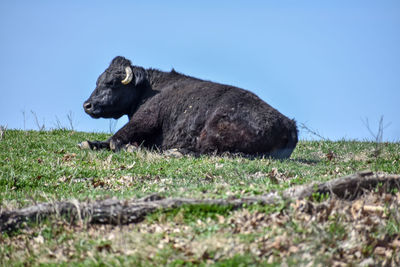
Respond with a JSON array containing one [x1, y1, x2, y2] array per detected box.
[[281, 170, 400, 199], [1, 171, 399, 232]]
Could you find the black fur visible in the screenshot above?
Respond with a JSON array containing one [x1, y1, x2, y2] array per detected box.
[[83, 56, 298, 158]]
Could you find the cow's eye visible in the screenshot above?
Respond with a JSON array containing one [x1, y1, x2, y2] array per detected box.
[[105, 80, 117, 87]]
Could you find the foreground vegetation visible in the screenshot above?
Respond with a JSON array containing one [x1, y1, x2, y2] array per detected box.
[[1, 129, 400, 266]]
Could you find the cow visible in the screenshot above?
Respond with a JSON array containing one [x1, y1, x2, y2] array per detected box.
[[81, 56, 298, 158]]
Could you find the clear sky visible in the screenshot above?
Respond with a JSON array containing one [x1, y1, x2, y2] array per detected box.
[[1, 1, 399, 141]]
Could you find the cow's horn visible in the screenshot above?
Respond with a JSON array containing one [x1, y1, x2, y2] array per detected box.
[[121, 66, 133, 85]]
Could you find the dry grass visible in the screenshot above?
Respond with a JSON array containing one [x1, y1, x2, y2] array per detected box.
[[2, 190, 400, 266]]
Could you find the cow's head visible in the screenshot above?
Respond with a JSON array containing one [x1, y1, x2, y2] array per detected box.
[[83, 56, 145, 119]]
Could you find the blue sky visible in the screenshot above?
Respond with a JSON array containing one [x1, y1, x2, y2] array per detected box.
[[1, 1, 399, 141]]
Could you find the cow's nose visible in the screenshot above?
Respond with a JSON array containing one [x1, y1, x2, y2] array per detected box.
[[83, 102, 93, 112]]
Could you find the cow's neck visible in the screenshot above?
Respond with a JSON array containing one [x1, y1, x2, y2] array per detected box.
[[126, 68, 160, 120], [146, 68, 172, 91], [126, 67, 194, 120], [146, 68, 195, 91]]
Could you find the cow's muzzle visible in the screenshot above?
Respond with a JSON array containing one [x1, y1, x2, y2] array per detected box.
[[84, 101, 101, 118]]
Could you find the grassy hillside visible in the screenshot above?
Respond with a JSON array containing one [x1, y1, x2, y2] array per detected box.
[[1, 130, 400, 266]]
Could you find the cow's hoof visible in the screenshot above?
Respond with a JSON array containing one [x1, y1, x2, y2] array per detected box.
[[78, 141, 90, 150], [109, 140, 116, 151], [125, 144, 138, 153], [110, 139, 124, 151], [164, 148, 183, 158]]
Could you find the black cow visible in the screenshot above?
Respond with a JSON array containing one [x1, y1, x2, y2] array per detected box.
[[82, 56, 298, 158]]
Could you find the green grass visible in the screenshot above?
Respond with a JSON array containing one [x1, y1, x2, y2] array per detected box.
[[1, 129, 399, 208], [1, 129, 400, 266]]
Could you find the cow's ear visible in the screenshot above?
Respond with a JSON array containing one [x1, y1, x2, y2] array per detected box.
[[133, 68, 146, 86]]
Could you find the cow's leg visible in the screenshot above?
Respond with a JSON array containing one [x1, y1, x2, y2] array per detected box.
[[80, 104, 160, 151], [79, 120, 150, 152], [78, 122, 138, 152], [108, 107, 160, 151], [196, 108, 297, 158], [196, 109, 257, 154], [78, 139, 111, 150]]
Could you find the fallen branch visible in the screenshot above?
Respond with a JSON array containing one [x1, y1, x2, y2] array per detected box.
[[1, 171, 400, 232]]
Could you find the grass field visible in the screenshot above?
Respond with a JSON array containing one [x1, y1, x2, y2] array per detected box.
[[1, 129, 400, 266]]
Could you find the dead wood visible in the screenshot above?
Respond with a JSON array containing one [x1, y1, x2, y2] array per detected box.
[[1, 171, 400, 232]]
